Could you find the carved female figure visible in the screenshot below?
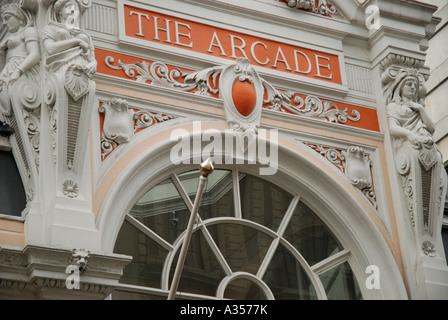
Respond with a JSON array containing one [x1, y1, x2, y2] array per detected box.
[[385, 67, 446, 258], [41, 0, 96, 174], [0, 3, 40, 115], [386, 69, 438, 170], [42, 0, 96, 100]]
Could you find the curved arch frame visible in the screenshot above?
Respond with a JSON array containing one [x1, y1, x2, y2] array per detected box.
[[96, 121, 408, 299]]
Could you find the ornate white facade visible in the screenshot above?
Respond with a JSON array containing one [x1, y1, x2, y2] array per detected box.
[[0, 0, 447, 300]]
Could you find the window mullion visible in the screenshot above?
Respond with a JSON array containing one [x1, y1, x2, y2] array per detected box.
[[256, 195, 300, 279], [171, 173, 194, 211], [310, 249, 351, 275], [232, 166, 242, 219], [125, 214, 173, 251], [200, 225, 233, 276]]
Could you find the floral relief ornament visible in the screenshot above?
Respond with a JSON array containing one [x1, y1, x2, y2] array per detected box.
[[62, 180, 78, 198], [105, 56, 361, 125]]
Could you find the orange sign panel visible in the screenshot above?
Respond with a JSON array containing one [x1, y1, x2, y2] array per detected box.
[[123, 4, 343, 84]]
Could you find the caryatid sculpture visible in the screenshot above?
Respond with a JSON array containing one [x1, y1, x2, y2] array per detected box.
[[0, 2, 40, 116], [384, 67, 447, 258], [41, 0, 96, 175]]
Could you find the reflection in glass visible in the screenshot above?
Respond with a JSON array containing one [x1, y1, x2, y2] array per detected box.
[[169, 230, 226, 297], [283, 201, 343, 266], [239, 174, 293, 232], [114, 220, 169, 288], [111, 290, 167, 300], [224, 278, 266, 300], [129, 178, 190, 244], [319, 262, 362, 300], [263, 244, 318, 300], [113, 169, 362, 300], [207, 223, 272, 275], [178, 170, 235, 220]]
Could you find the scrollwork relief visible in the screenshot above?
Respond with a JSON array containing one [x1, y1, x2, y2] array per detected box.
[[262, 81, 361, 124], [304, 142, 378, 210], [105, 56, 361, 126], [99, 99, 178, 161]]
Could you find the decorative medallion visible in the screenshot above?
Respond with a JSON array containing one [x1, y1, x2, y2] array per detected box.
[[62, 180, 79, 198]]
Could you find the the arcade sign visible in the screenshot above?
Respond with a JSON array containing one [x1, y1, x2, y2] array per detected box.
[[119, 3, 343, 85]]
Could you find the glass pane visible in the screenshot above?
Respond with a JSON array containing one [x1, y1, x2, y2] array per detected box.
[[319, 262, 363, 300], [178, 169, 235, 219], [224, 278, 267, 300], [114, 220, 169, 288], [263, 244, 318, 300], [111, 289, 167, 300], [129, 178, 190, 244], [169, 230, 226, 297], [207, 223, 273, 275], [239, 174, 293, 231], [283, 201, 343, 266]]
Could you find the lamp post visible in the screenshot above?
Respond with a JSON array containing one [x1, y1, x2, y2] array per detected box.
[[167, 158, 214, 300]]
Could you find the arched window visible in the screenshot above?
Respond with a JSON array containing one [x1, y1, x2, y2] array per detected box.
[[112, 167, 362, 300]]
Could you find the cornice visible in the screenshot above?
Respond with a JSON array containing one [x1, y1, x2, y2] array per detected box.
[[0, 245, 132, 299]]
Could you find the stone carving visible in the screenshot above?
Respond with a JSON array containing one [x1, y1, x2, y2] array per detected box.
[[262, 80, 361, 124], [62, 179, 78, 198], [0, 1, 41, 175], [0, 2, 40, 116], [383, 67, 447, 257], [220, 58, 263, 145], [70, 248, 90, 272], [99, 98, 135, 145], [345, 146, 372, 190], [286, 0, 337, 16], [105, 55, 360, 125], [99, 99, 178, 161], [42, 0, 97, 172], [105, 56, 220, 96], [42, 0, 96, 88], [304, 142, 378, 210]]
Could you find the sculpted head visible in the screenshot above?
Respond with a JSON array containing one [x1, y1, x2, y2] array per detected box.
[[1, 4, 28, 33], [53, 0, 81, 23], [385, 68, 424, 104]]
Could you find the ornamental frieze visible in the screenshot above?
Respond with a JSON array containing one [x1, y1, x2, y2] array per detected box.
[[99, 49, 379, 132]]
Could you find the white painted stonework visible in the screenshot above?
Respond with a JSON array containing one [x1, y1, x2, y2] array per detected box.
[[0, 0, 447, 300]]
